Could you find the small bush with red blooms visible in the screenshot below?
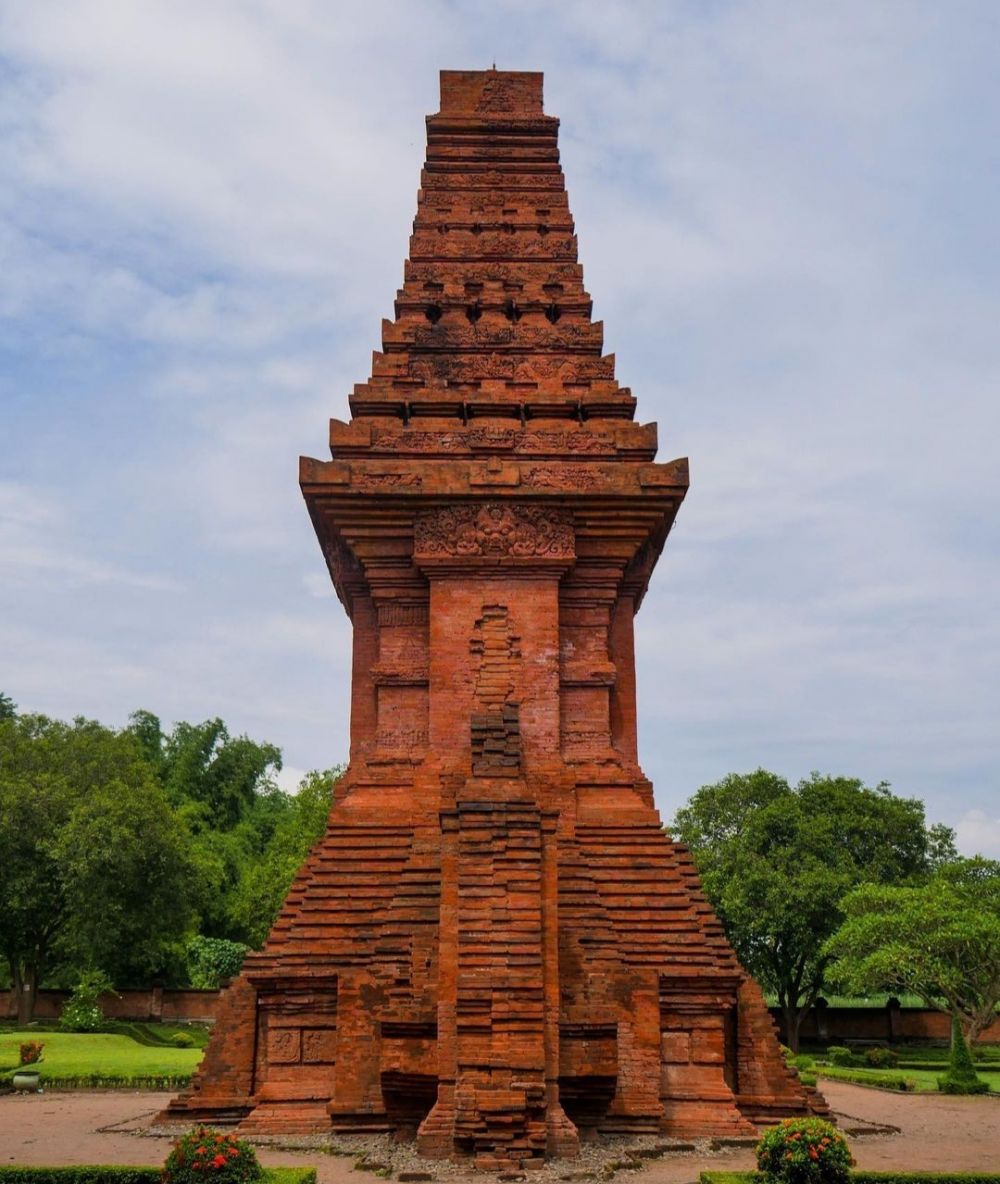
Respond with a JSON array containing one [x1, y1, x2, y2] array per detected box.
[[19, 1041, 44, 1065], [162, 1127, 263, 1184], [756, 1117, 854, 1184]]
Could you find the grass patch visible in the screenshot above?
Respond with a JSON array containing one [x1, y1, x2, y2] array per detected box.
[[0, 1171, 314, 1184], [0, 1031, 203, 1087], [104, 1022, 211, 1049]]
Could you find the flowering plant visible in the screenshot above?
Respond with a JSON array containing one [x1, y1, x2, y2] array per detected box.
[[19, 1041, 44, 1065], [162, 1126, 263, 1184], [756, 1117, 853, 1184]]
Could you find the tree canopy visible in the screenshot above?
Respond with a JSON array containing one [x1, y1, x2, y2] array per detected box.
[[826, 856, 1000, 1040], [0, 701, 341, 1020], [671, 769, 957, 1048], [0, 712, 194, 1022]]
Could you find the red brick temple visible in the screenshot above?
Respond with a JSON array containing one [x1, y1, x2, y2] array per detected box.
[[162, 69, 824, 1167]]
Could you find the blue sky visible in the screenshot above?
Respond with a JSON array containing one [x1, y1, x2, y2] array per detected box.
[[2, 1, 998, 852]]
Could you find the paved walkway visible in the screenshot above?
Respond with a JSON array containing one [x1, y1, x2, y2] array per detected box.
[[1, 1083, 998, 1182]]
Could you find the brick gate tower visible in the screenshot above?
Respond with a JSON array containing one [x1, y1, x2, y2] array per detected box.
[[162, 70, 823, 1167]]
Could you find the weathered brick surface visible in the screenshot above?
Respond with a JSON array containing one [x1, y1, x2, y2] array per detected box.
[[159, 68, 824, 1161]]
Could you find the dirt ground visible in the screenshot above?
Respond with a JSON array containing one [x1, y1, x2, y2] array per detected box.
[[1, 1083, 998, 1182]]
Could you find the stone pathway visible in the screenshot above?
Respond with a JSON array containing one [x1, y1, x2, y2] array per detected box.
[[1, 1083, 998, 1182]]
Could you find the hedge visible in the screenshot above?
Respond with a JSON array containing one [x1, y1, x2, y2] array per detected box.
[[2, 1074, 192, 1090], [700, 1174, 1000, 1184], [894, 1062, 996, 1071], [814, 1066, 916, 1091], [0, 1171, 315, 1184]]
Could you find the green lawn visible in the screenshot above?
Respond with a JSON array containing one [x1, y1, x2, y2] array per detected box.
[[0, 1031, 204, 1084]]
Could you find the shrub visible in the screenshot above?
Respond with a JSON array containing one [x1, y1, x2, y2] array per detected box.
[[793, 1054, 816, 1070], [187, 937, 249, 990], [864, 1046, 899, 1068], [825, 1046, 855, 1067], [59, 970, 116, 1033], [163, 1127, 263, 1184], [937, 1015, 991, 1095], [937, 1076, 991, 1095], [18, 1041, 44, 1065], [755, 1117, 853, 1184], [172, 1033, 195, 1048]]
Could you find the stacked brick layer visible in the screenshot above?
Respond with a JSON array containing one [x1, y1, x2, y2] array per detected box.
[[161, 69, 825, 1166]]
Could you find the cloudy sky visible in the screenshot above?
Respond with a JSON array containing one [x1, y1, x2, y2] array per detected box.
[[2, 1, 998, 852]]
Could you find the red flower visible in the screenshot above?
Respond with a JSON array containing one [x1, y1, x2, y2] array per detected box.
[[211, 1155, 227, 1168]]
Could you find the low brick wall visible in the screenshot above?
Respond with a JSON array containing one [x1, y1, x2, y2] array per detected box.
[[1, 987, 220, 1023], [5, 988, 997, 1044], [770, 1000, 1000, 1045]]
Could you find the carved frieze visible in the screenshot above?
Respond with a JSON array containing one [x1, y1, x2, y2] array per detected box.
[[369, 427, 616, 456], [414, 503, 574, 559], [523, 465, 603, 490], [353, 471, 423, 491]]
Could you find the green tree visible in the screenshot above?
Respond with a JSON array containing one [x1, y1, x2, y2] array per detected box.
[[128, 712, 282, 828], [671, 769, 956, 1049], [0, 713, 195, 1022], [0, 692, 16, 721], [826, 856, 1000, 1042], [126, 711, 286, 942], [938, 1014, 989, 1094], [228, 767, 341, 947]]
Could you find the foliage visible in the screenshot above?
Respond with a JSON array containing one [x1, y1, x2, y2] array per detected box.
[[18, 1040, 43, 1064], [0, 1172, 162, 1184], [126, 712, 285, 946], [755, 1117, 853, 1184], [826, 1046, 855, 1067], [826, 858, 1000, 1042], [0, 1170, 314, 1184], [59, 970, 116, 1032], [0, 713, 196, 1019], [0, 693, 16, 722], [672, 770, 954, 1048], [937, 1015, 990, 1094], [163, 1128, 263, 1184], [186, 937, 249, 989], [226, 767, 342, 947], [0, 700, 340, 1001], [864, 1046, 899, 1068]]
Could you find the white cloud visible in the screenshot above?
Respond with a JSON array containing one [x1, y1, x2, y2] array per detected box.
[[0, 481, 181, 591], [274, 765, 310, 794], [955, 810, 1000, 859]]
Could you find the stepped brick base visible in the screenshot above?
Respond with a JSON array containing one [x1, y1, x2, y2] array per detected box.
[[159, 68, 826, 1163]]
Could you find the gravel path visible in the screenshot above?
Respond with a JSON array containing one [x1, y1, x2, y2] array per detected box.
[[1, 1083, 998, 1182]]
